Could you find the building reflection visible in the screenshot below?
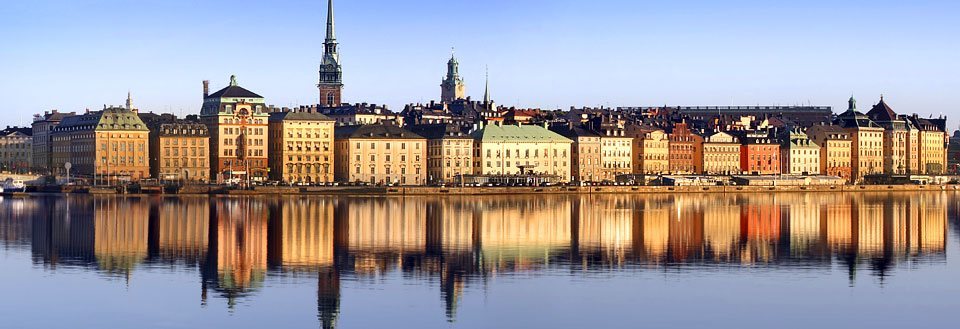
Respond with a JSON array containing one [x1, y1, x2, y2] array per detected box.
[[0, 192, 951, 327]]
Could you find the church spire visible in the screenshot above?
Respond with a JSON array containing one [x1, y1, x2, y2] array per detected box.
[[440, 47, 465, 103], [126, 91, 133, 111], [483, 68, 490, 104], [326, 0, 336, 42], [848, 94, 857, 112], [318, 0, 343, 107]]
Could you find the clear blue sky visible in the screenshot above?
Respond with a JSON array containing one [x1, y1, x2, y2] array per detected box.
[[1, 0, 958, 129]]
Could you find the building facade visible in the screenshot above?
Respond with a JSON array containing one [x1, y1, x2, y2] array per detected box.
[[268, 111, 336, 184], [836, 97, 884, 182], [550, 124, 602, 182], [31, 110, 74, 174], [408, 124, 474, 184], [866, 98, 912, 174], [807, 124, 852, 182], [334, 124, 426, 185], [51, 107, 150, 181], [0, 127, 33, 173], [630, 126, 669, 175], [141, 114, 210, 182], [471, 123, 572, 181], [737, 131, 780, 175], [201, 76, 270, 184], [668, 122, 697, 174], [697, 131, 740, 175], [909, 115, 947, 174], [780, 128, 820, 175]]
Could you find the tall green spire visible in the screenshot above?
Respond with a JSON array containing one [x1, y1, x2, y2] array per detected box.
[[483, 67, 490, 104], [326, 0, 336, 41]]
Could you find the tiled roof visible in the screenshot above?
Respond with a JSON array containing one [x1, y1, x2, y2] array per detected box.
[[866, 99, 898, 122], [406, 124, 471, 140], [207, 85, 263, 99]]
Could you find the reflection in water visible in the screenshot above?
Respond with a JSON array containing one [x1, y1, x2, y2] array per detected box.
[[0, 192, 953, 327]]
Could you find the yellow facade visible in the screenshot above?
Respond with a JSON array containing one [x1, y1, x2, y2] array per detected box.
[[334, 125, 427, 185], [849, 128, 884, 182], [268, 112, 335, 184], [472, 124, 573, 180], [600, 136, 633, 181], [919, 130, 946, 174], [697, 132, 740, 175], [634, 129, 669, 175], [52, 107, 150, 181], [426, 138, 474, 183]]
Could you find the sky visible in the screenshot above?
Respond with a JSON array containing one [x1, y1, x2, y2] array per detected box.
[[1, 0, 959, 129]]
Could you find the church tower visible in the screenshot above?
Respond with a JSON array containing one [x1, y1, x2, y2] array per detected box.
[[318, 0, 343, 108], [440, 50, 466, 103]]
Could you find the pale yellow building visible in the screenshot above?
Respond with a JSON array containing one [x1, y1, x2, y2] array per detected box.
[[780, 128, 820, 175], [268, 111, 335, 184], [630, 126, 669, 175], [550, 124, 602, 182], [408, 124, 474, 184], [600, 133, 633, 181], [909, 116, 947, 174], [807, 124, 853, 182], [471, 123, 573, 181], [201, 76, 270, 183], [51, 106, 150, 182], [836, 99, 883, 182], [697, 131, 740, 175], [334, 124, 427, 185]]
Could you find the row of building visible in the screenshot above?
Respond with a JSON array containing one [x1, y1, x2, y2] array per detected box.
[[10, 89, 953, 186], [4, 0, 954, 185]]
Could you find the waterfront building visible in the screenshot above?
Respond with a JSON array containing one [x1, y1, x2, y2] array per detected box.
[[440, 52, 466, 103], [407, 123, 473, 184], [628, 125, 669, 175], [655, 105, 834, 128], [51, 106, 150, 181], [696, 131, 740, 175], [550, 123, 602, 182], [734, 131, 780, 175], [780, 128, 820, 175], [318, 0, 343, 107], [139, 113, 210, 182], [907, 115, 947, 174], [807, 124, 853, 181], [865, 97, 912, 174], [835, 97, 884, 182], [31, 110, 74, 174], [267, 111, 335, 184], [0, 127, 32, 173], [200, 76, 270, 183], [471, 123, 572, 180], [592, 115, 633, 180], [668, 122, 697, 174], [334, 124, 426, 185]]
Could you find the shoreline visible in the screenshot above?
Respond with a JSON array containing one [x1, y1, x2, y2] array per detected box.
[[5, 184, 959, 197]]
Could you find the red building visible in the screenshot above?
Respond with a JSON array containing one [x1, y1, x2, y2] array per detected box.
[[668, 122, 698, 174], [737, 131, 781, 175]]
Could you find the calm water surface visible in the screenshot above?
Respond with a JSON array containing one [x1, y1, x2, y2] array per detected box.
[[1, 193, 958, 329]]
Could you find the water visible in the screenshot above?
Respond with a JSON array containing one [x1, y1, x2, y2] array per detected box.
[[1, 192, 958, 329]]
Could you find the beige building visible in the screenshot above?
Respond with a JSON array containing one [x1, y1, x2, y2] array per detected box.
[[51, 106, 150, 182], [200, 76, 270, 183], [910, 116, 947, 174], [807, 124, 853, 182], [836, 98, 883, 182], [629, 126, 669, 175], [408, 124, 474, 184], [780, 128, 820, 175], [697, 131, 740, 175], [471, 123, 572, 180], [601, 134, 633, 180], [866, 98, 912, 174], [139, 113, 211, 182], [0, 127, 33, 174], [334, 124, 427, 185], [268, 111, 335, 184], [550, 124, 602, 182], [32, 110, 74, 174]]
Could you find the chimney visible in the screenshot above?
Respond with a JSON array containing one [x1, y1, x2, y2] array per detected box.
[[203, 80, 210, 98]]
